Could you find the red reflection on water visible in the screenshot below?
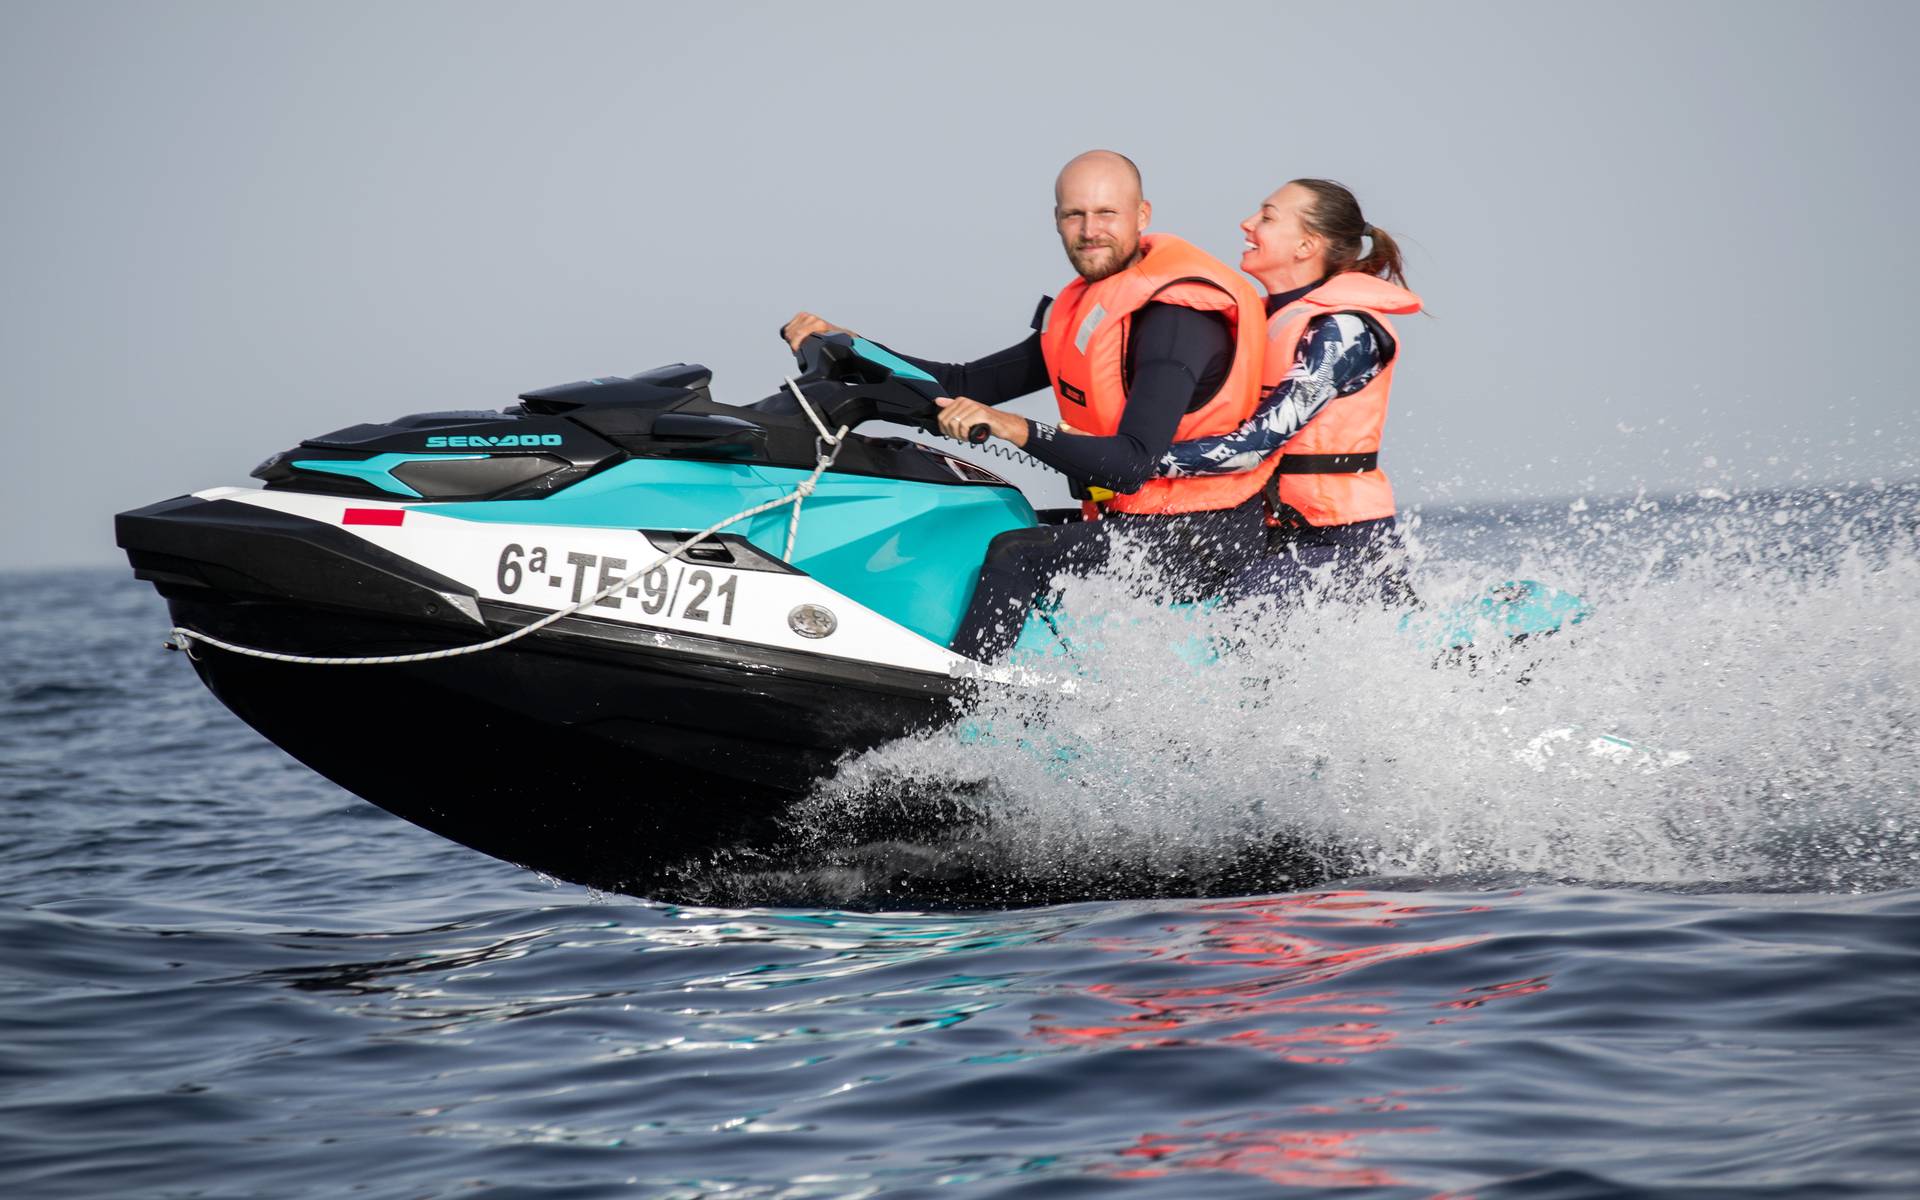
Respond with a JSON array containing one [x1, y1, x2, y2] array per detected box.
[[1428, 975, 1553, 1025], [1441, 975, 1552, 1010], [1034, 891, 1492, 1064], [1112, 1126, 1433, 1188], [1037, 892, 1542, 1195]]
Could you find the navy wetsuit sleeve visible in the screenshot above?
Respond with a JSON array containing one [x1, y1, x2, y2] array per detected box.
[[889, 335, 1051, 406], [1157, 313, 1386, 477], [1020, 303, 1235, 491], [1024, 361, 1196, 491]]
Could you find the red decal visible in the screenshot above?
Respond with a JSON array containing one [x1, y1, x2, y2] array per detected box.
[[343, 508, 406, 526]]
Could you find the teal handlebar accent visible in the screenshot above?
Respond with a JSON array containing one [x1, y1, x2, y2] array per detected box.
[[851, 337, 938, 384]]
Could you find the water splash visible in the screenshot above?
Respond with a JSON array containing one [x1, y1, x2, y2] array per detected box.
[[746, 484, 1920, 905]]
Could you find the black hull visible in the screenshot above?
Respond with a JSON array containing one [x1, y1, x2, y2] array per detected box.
[[117, 494, 970, 890], [156, 590, 963, 894]]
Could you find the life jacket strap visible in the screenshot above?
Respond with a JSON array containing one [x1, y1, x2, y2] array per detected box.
[[1274, 452, 1379, 474], [1067, 477, 1115, 520]]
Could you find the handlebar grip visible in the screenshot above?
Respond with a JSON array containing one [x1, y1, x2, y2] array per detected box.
[[966, 424, 990, 445]]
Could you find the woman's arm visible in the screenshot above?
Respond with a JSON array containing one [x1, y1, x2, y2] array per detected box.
[[1158, 313, 1387, 477]]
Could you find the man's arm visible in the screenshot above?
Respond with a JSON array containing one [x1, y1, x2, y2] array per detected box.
[[1016, 302, 1235, 491], [780, 308, 1052, 407], [895, 334, 1051, 407], [1157, 313, 1387, 477]]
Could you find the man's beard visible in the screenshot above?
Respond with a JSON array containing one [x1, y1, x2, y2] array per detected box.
[[1067, 235, 1140, 282]]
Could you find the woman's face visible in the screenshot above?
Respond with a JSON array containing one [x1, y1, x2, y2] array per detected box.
[[1239, 184, 1316, 280]]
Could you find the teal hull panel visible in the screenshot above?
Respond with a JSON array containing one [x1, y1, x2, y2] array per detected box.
[[414, 459, 1036, 646]]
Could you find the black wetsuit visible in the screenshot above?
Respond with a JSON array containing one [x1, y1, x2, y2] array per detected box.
[[889, 301, 1271, 660], [899, 300, 1231, 492]]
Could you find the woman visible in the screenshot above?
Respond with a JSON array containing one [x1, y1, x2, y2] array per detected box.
[[1151, 178, 1423, 604]]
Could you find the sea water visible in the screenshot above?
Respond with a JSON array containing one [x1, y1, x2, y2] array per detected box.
[[3, 485, 1917, 1198]]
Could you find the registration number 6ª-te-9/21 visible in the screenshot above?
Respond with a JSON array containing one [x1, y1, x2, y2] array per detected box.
[[494, 544, 738, 625]]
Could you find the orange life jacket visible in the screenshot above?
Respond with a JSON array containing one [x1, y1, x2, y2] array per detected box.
[[1263, 272, 1423, 527], [1037, 234, 1265, 515]]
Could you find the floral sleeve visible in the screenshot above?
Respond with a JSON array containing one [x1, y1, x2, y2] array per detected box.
[[1157, 313, 1386, 477]]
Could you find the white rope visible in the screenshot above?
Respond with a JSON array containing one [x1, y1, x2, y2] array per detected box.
[[167, 428, 851, 667], [786, 377, 838, 446], [785, 476, 811, 562], [782, 380, 841, 560]]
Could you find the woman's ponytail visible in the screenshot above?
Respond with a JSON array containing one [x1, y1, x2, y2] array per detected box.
[[1290, 179, 1409, 289], [1353, 223, 1407, 288]]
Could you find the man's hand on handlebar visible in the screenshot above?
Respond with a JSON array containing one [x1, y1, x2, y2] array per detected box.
[[936, 396, 1028, 448], [782, 312, 855, 352]]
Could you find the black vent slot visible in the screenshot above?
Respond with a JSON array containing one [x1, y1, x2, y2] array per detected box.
[[642, 532, 737, 564]]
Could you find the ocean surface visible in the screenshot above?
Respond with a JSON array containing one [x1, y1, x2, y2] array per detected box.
[[5, 485, 1920, 1198]]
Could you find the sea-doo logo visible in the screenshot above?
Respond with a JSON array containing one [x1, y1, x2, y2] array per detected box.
[[425, 434, 564, 449]]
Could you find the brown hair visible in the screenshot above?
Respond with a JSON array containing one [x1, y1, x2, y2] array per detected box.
[[1289, 178, 1408, 288]]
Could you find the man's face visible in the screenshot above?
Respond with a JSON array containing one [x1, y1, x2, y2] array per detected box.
[[1054, 164, 1149, 282]]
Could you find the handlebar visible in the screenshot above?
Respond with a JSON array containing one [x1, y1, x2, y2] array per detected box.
[[786, 332, 991, 445]]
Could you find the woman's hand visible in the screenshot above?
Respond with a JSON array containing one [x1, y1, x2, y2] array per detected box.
[[935, 396, 1028, 447]]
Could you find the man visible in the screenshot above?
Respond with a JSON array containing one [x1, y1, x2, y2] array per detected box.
[[783, 150, 1271, 660]]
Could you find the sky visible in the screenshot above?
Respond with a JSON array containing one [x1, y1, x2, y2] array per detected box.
[[3, 0, 1916, 569]]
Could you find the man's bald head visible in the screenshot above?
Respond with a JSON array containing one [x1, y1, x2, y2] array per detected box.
[[1053, 150, 1151, 281], [1054, 149, 1143, 208]]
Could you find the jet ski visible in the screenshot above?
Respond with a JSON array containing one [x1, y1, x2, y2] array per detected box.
[[116, 335, 1588, 893]]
